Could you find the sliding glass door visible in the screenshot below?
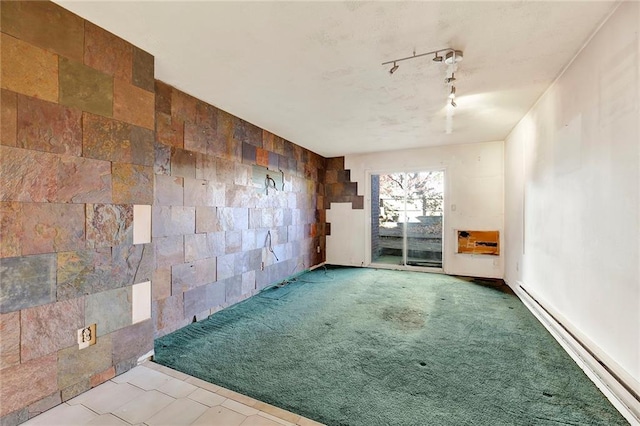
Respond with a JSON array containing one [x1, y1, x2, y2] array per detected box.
[[371, 171, 444, 269]]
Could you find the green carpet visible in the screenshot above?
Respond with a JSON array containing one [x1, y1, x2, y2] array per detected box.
[[154, 267, 628, 426]]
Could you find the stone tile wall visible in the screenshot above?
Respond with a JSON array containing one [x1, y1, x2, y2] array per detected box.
[[0, 2, 154, 423], [152, 82, 326, 338], [324, 156, 364, 236]]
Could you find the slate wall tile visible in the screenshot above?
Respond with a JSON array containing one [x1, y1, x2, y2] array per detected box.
[[154, 142, 172, 175], [132, 47, 154, 92], [153, 206, 195, 237], [0, 353, 57, 417], [241, 271, 256, 294], [225, 231, 242, 254], [156, 112, 184, 149], [195, 206, 219, 233], [27, 391, 62, 419], [84, 22, 132, 82], [86, 204, 133, 249], [183, 285, 207, 319], [224, 275, 243, 304], [184, 234, 211, 262], [113, 79, 154, 130], [233, 119, 262, 147], [0, 311, 20, 369], [171, 148, 196, 178], [56, 155, 113, 204], [112, 243, 153, 287], [155, 235, 184, 268], [112, 163, 153, 204], [57, 334, 112, 389], [0, 89, 17, 147], [90, 366, 116, 388], [155, 174, 184, 206], [0, 254, 56, 313], [184, 122, 214, 155], [14, 94, 81, 155], [195, 153, 217, 181], [21, 298, 84, 362], [112, 319, 153, 365], [0, 202, 22, 258], [59, 57, 113, 117], [21, 203, 85, 255], [0, 33, 58, 102], [0, 1, 84, 62], [171, 262, 196, 295], [154, 81, 172, 115], [56, 248, 112, 301], [83, 113, 153, 166], [207, 281, 226, 308], [216, 253, 235, 281], [152, 295, 185, 338], [171, 89, 197, 124], [85, 288, 131, 336]]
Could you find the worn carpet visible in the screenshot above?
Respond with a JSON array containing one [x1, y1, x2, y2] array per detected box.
[[154, 266, 628, 426]]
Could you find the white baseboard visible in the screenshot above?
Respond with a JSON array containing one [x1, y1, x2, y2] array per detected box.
[[508, 280, 639, 425]]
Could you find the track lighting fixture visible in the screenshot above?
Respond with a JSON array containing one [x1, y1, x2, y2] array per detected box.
[[382, 47, 464, 125]]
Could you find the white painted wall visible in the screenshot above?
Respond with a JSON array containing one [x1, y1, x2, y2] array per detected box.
[[504, 1, 639, 390], [326, 141, 504, 278]]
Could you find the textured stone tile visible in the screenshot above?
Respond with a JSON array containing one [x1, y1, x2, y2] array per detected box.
[[1, 1, 84, 61], [234, 164, 252, 186], [184, 234, 211, 262], [256, 148, 269, 168], [216, 158, 235, 184], [112, 389, 174, 424], [112, 319, 153, 365], [0, 146, 56, 202], [56, 155, 113, 204], [86, 204, 133, 248], [224, 275, 243, 303], [171, 148, 196, 178], [0, 33, 58, 102], [226, 230, 242, 254], [0, 311, 20, 369], [155, 142, 172, 175], [132, 47, 154, 91], [83, 113, 153, 166], [156, 112, 184, 149], [112, 163, 153, 204], [83, 22, 132, 82], [241, 271, 256, 294], [185, 122, 214, 155], [171, 262, 196, 295], [195, 152, 217, 181], [59, 57, 113, 117], [61, 379, 91, 402], [85, 287, 131, 336], [207, 232, 226, 257], [0, 254, 56, 313], [112, 243, 154, 287], [90, 366, 116, 388], [216, 253, 236, 281], [58, 333, 112, 390], [153, 295, 186, 337], [183, 285, 207, 318], [28, 391, 62, 419], [242, 142, 256, 165], [152, 268, 172, 301], [171, 89, 197, 123], [113, 79, 154, 130], [21, 298, 83, 361], [153, 206, 195, 237], [155, 81, 172, 115], [0, 407, 28, 425], [155, 235, 184, 267], [16, 94, 81, 156], [147, 398, 208, 426], [184, 178, 224, 207], [1, 89, 17, 147], [56, 248, 112, 301], [0, 353, 57, 417], [237, 249, 262, 275], [195, 206, 220, 233], [155, 175, 183, 206], [194, 257, 216, 285], [0, 202, 22, 258], [234, 118, 262, 147]]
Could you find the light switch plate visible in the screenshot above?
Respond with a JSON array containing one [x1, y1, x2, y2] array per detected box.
[[77, 324, 96, 349]]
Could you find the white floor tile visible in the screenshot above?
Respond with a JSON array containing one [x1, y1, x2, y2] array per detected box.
[[191, 406, 247, 426], [145, 398, 208, 426], [257, 411, 295, 426], [85, 414, 130, 425], [157, 377, 198, 398], [241, 415, 284, 426], [112, 390, 174, 424], [188, 388, 227, 407], [120, 366, 172, 390], [185, 376, 222, 393], [223, 399, 260, 416], [23, 403, 97, 426], [67, 381, 145, 414]]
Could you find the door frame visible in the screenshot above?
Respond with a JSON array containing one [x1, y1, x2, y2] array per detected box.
[[364, 166, 447, 273]]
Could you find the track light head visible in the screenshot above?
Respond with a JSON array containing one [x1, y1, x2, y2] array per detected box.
[[432, 53, 443, 62], [389, 62, 399, 75], [444, 50, 463, 65], [448, 86, 456, 99], [450, 99, 457, 108], [445, 73, 456, 84]]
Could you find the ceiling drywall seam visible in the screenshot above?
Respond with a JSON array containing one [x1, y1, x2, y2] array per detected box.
[[503, 1, 622, 142]]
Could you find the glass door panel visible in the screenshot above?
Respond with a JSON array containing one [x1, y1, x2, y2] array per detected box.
[[371, 171, 443, 268]]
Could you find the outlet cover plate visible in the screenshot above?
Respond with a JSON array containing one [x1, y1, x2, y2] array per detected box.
[[77, 324, 96, 349]]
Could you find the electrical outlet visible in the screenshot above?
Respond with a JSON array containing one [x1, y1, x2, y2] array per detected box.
[[77, 324, 96, 350], [261, 261, 265, 271], [316, 246, 320, 253]]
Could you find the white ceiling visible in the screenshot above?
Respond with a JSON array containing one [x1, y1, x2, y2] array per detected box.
[[56, 1, 617, 157]]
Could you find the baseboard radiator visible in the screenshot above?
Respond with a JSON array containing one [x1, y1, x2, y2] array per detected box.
[[511, 282, 640, 425]]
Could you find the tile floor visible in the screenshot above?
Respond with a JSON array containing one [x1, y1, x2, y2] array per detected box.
[[24, 361, 324, 426]]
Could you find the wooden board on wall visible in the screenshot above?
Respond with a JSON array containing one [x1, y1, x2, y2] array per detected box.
[[457, 230, 499, 255]]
